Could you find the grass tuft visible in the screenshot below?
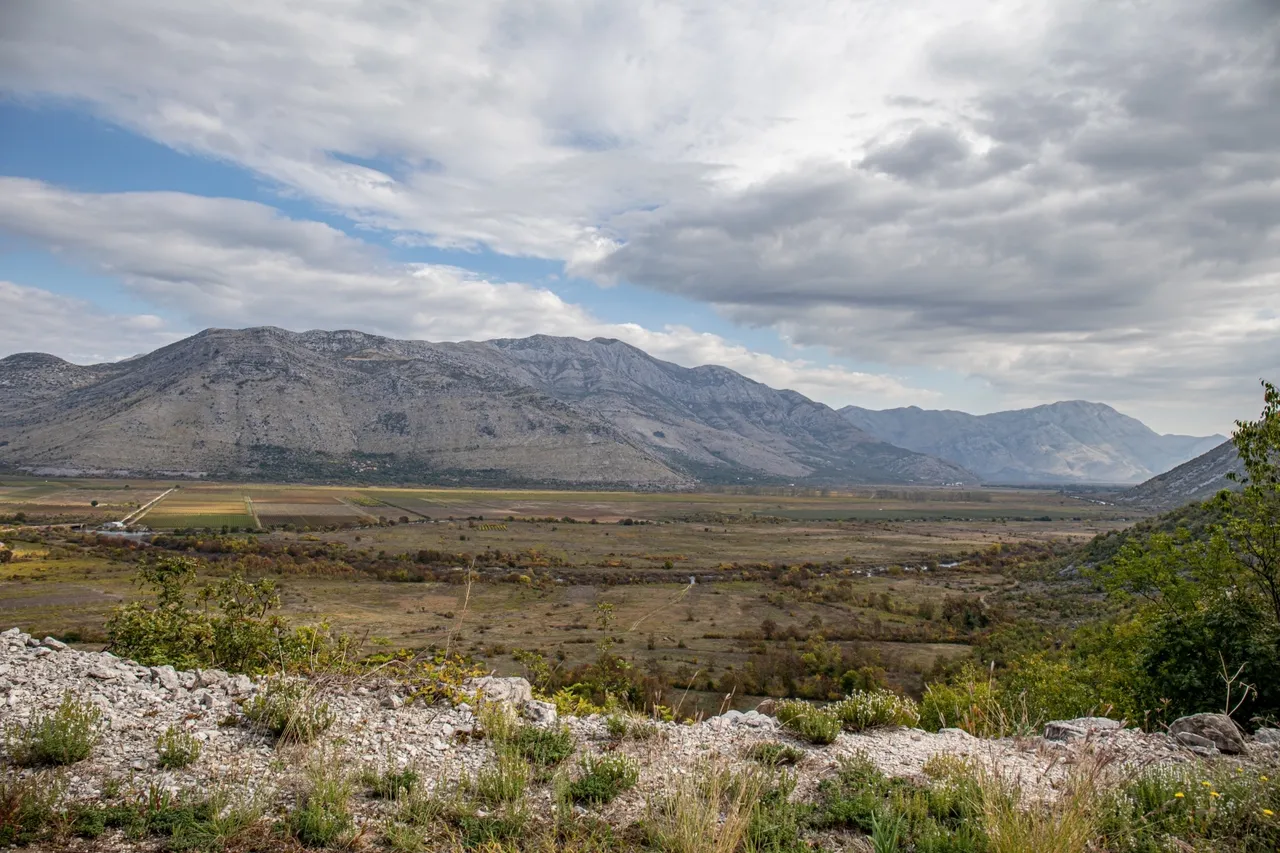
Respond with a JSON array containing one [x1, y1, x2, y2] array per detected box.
[[243, 679, 334, 745], [568, 754, 640, 805]]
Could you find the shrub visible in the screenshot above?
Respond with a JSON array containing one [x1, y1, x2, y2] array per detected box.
[[1095, 763, 1280, 852], [774, 699, 841, 745], [105, 556, 355, 675], [509, 724, 575, 768], [156, 725, 202, 769], [5, 692, 102, 767], [831, 689, 920, 732], [243, 679, 334, 745], [568, 754, 640, 805], [919, 667, 1008, 737], [745, 741, 805, 767]]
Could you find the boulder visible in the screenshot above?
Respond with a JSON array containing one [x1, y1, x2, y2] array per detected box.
[[40, 637, 68, 651], [523, 700, 558, 726], [1168, 713, 1247, 755], [150, 665, 180, 692], [466, 676, 533, 706], [1174, 731, 1217, 752], [1044, 717, 1122, 742], [1252, 727, 1280, 745]]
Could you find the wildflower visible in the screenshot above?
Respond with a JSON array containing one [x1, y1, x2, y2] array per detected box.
[[1201, 780, 1211, 787], [1263, 808, 1274, 817], [1210, 791, 1220, 798], [1174, 792, 1185, 799], [1263, 775, 1270, 782]]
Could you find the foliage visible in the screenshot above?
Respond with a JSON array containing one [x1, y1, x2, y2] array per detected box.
[[509, 724, 576, 768], [286, 764, 355, 849], [567, 754, 639, 805], [1081, 384, 1280, 726], [774, 699, 841, 745], [642, 763, 760, 853], [5, 692, 102, 767], [745, 741, 805, 768], [830, 688, 921, 732], [243, 679, 334, 745], [0, 773, 64, 847], [155, 725, 202, 769], [363, 767, 420, 800], [1095, 763, 1280, 853], [106, 555, 354, 674]]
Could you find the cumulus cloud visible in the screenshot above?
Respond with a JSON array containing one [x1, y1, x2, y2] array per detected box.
[[0, 179, 928, 406], [2, 0, 1278, 431], [0, 282, 180, 363]]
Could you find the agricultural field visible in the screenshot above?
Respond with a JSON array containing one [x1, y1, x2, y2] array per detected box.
[[138, 487, 257, 530], [0, 478, 1142, 715]]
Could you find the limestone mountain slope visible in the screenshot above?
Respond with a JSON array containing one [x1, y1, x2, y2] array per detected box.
[[839, 401, 1222, 484], [1115, 440, 1244, 510], [0, 327, 974, 487]]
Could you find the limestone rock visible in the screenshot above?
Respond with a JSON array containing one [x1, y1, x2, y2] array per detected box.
[[523, 700, 557, 726], [1168, 714, 1247, 755], [1044, 717, 1122, 742], [151, 665, 180, 692], [466, 676, 533, 706], [1174, 731, 1217, 751]]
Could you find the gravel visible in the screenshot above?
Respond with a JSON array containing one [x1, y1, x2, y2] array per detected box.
[[0, 624, 1264, 846]]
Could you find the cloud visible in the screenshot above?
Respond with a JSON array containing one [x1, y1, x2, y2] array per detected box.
[[0, 281, 180, 363], [2, 0, 1278, 432], [0, 179, 928, 407]]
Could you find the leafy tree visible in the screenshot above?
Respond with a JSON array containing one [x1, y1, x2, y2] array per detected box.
[[1091, 381, 1280, 726]]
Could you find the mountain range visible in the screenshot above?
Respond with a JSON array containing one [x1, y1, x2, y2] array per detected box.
[[0, 327, 1224, 490], [839, 403, 1223, 485], [0, 327, 972, 487]]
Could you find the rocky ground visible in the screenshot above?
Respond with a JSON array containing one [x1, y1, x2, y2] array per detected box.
[[3, 626, 1278, 851]]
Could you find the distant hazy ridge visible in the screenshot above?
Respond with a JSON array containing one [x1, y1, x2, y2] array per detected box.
[[840, 402, 1222, 485]]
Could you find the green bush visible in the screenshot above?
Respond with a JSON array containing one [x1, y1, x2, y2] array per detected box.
[[774, 700, 841, 745], [568, 754, 639, 805], [105, 555, 354, 675], [243, 679, 334, 745], [919, 667, 1010, 737], [1095, 764, 1280, 852], [509, 724, 575, 768], [831, 689, 920, 732], [156, 726, 202, 769], [5, 693, 102, 767]]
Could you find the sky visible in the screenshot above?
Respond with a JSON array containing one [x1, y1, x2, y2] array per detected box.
[[1, 1, 1277, 437]]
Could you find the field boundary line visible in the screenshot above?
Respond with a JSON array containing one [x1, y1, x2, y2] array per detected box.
[[122, 487, 176, 525], [337, 497, 381, 520], [245, 495, 262, 528]]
